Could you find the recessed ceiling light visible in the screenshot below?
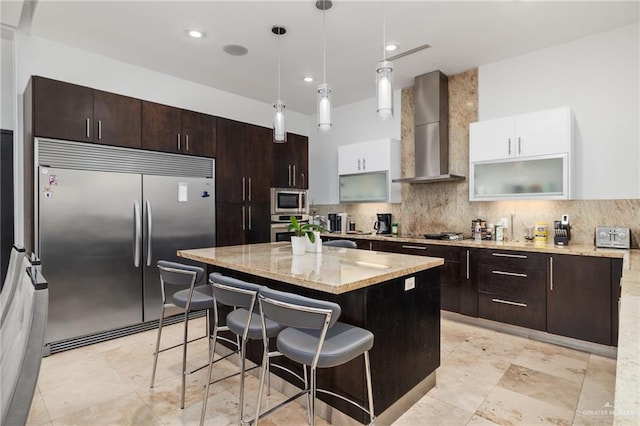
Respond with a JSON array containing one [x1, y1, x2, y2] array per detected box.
[[303, 76, 314, 83], [385, 43, 399, 52], [188, 29, 204, 39], [223, 44, 249, 56]]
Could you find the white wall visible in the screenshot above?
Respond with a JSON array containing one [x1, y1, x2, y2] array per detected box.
[[308, 90, 401, 204], [478, 23, 639, 200]]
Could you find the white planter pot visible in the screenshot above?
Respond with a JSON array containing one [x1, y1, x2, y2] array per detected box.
[[305, 231, 322, 253], [290, 236, 307, 255]]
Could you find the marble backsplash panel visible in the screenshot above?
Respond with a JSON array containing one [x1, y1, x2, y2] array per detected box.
[[312, 68, 640, 247]]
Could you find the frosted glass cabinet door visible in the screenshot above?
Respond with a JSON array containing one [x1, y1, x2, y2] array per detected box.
[[469, 116, 515, 162], [515, 107, 571, 157]]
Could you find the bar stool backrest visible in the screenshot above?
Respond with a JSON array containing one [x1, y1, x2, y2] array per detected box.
[[157, 261, 204, 304], [209, 274, 262, 309], [0, 246, 27, 326], [258, 287, 341, 330], [322, 240, 357, 248]]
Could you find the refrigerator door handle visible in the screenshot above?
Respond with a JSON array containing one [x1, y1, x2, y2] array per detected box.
[[146, 199, 153, 266], [134, 200, 141, 267]]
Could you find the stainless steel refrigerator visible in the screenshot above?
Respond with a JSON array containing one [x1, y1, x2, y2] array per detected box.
[[36, 138, 215, 348]]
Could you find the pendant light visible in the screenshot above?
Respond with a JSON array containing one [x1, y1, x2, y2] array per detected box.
[[317, 0, 332, 132], [376, 14, 394, 120], [272, 25, 287, 143]]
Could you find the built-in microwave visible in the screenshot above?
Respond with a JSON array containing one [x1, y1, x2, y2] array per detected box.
[[270, 188, 309, 215]]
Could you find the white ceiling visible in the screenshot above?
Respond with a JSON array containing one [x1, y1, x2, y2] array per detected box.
[[6, 1, 640, 114]]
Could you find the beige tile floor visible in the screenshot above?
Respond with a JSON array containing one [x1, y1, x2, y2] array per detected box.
[[27, 316, 616, 426]]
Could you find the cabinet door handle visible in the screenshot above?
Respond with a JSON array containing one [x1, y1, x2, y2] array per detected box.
[[293, 165, 296, 186], [248, 206, 252, 230], [241, 206, 246, 231], [86, 118, 90, 138], [402, 245, 427, 250], [492, 253, 527, 259], [357, 158, 361, 171], [549, 256, 554, 291], [466, 250, 470, 280], [492, 270, 527, 278], [288, 164, 292, 186], [185, 134, 189, 152], [98, 120, 102, 140], [242, 177, 246, 201], [363, 158, 366, 170], [177, 133, 181, 150], [518, 137, 522, 155], [301, 173, 305, 189], [492, 298, 527, 308], [508, 138, 511, 155], [369, 242, 373, 250], [248, 178, 252, 201]]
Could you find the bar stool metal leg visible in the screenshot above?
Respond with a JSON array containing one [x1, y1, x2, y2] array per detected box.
[[181, 310, 189, 409], [150, 305, 166, 388], [364, 351, 375, 424]]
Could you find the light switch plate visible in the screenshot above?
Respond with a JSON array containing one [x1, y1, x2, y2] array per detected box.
[[404, 277, 416, 291]]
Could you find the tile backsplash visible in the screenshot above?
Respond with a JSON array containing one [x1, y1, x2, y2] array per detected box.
[[311, 68, 639, 247]]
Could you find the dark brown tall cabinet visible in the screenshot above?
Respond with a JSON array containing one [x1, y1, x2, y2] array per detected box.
[[142, 101, 216, 157], [216, 119, 272, 246], [272, 132, 308, 188], [31, 76, 141, 148]]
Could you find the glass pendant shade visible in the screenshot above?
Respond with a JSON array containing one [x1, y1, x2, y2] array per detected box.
[[376, 60, 393, 120], [273, 101, 286, 143], [317, 83, 332, 132]]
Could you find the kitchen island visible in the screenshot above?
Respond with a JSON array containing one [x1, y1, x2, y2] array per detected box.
[[178, 242, 444, 425]]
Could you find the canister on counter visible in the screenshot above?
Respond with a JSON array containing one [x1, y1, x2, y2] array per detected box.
[[534, 222, 548, 243]]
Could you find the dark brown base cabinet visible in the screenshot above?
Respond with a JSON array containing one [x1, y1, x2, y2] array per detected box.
[[330, 237, 624, 347], [476, 250, 547, 331], [547, 254, 620, 346]]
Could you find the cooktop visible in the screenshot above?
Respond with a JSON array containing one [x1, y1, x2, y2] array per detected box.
[[424, 232, 465, 241]]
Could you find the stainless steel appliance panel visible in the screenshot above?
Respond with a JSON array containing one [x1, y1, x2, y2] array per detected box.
[[39, 167, 142, 343], [142, 175, 215, 321]]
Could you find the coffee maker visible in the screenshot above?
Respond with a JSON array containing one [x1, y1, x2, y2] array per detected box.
[[374, 213, 392, 234]]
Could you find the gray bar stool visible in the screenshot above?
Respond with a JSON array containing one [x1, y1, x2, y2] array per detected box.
[[322, 239, 357, 248], [151, 260, 215, 409], [200, 274, 283, 426], [254, 287, 375, 426]]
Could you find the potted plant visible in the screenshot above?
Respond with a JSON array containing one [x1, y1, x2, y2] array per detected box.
[[288, 216, 323, 255]]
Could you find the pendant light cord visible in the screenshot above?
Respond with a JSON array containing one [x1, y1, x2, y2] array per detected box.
[[277, 33, 281, 100], [322, 2, 327, 84]]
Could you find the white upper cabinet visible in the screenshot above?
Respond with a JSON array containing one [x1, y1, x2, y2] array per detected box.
[[469, 106, 573, 201], [338, 138, 400, 203], [338, 139, 392, 175], [469, 106, 572, 162]]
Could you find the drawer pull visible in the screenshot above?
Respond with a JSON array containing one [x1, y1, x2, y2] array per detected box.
[[492, 253, 527, 259], [492, 270, 527, 278], [402, 245, 427, 250], [491, 298, 527, 308]]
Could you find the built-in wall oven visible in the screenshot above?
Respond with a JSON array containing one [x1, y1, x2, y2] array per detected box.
[[270, 188, 310, 242], [270, 214, 310, 242]]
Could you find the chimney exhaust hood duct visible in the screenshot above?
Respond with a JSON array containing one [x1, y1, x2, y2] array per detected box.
[[393, 70, 465, 184]]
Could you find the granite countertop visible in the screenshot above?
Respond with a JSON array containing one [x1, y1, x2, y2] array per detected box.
[[325, 232, 627, 259], [177, 242, 443, 295]]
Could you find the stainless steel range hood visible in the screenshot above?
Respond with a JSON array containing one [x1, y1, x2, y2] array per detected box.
[[393, 70, 465, 184]]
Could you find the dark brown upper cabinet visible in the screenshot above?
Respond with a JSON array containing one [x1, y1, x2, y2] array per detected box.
[[142, 101, 215, 157], [31, 76, 141, 148], [272, 132, 309, 189]]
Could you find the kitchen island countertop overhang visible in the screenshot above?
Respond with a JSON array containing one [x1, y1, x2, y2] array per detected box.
[[178, 241, 444, 294]]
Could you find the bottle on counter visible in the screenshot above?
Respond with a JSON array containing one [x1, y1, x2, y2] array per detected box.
[[474, 222, 482, 241], [392, 222, 399, 236]]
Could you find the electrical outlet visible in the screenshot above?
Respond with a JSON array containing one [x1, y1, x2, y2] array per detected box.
[[404, 277, 416, 291]]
